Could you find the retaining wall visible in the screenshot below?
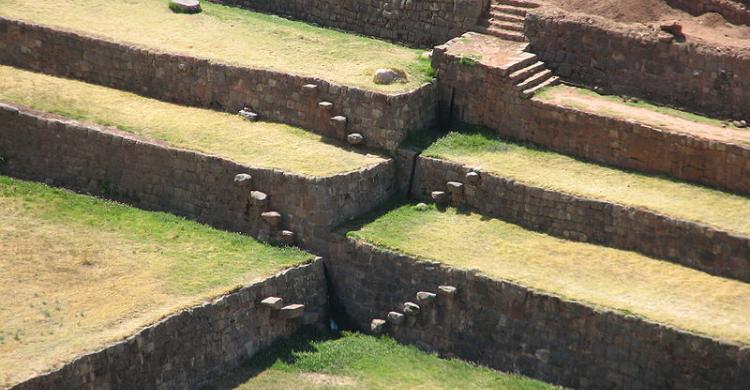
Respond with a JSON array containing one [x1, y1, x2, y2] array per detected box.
[[326, 236, 750, 389], [432, 36, 750, 195], [13, 261, 328, 390], [410, 155, 750, 282], [0, 17, 437, 151], [209, 0, 488, 48], [525, 8, 750, 122], [0, 103, 395, 251], [667, 0, 750, 26]]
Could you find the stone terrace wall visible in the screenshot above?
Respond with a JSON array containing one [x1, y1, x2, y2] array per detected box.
[[0, 104, 395, 251], [410, 156, 750, 282], [326, 237, 750, 389], [0, 17, 437, 151], [667, 0, 750, 26], [525, 8, 750, 122], [432, 38, 750, 195], [14, 261, 328, 390], [209, 0, 488, 48]]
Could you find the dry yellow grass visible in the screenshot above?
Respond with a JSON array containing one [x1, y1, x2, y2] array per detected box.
[[0, 176, 312, 387], [424, 132, 750, 236], [0, 0, 431, 92], [0, 65, 386, 177], [349, 205, 750, 346]]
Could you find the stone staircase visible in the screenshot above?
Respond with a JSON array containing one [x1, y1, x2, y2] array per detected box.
[[506, 51, 559, 98], [474, 0, 541, 42]]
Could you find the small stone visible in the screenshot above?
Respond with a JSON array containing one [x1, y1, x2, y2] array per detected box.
[[416, 291, 437, 305], [347, 133, 364, 145], [403, 302, 421, 316], [280, 304, 305, 319], [431, 191, 448, 204], [373, 68, 407, 85], [239, 109, 258, 122], [234, 173, 252, 186], [415, 203, 429, 211], [438, 285, 457, 297], [261, 211, 282, 227], [387, 311, 405, 325], [169, 0, 201, 14], [465, 171, 480, 185], [371, 319, 387, 334], [733, 120, 746, 128], [261, 297, 284, 310]]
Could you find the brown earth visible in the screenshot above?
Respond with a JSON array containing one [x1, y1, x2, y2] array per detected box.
[[542, 0, 750, 47]]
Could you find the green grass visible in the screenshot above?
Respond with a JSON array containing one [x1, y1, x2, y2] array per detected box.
[[207, 330, 557, 389], [0, 175, 312, 386], [0, 65, 387, 177], [423, 131, 750, 236], [0, 0, 432, 92], [536, 85, 740, 130], [347, 204, 750, 346]]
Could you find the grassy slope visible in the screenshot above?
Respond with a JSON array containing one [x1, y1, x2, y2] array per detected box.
[[348, 204, 750, 345], [0, 0, 431, 92], [0, 176, 312, 386], [0, 65, 386, 177], [208, 331, 557, 389], [423, 132, 750, 236]]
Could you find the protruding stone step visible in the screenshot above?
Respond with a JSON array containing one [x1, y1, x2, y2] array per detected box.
[[491, 4, 529, 17], [521, 76, 560, 98], [347, 133, 364, 146], [371, 318, 387, 334], [250, 191, 269, 210], [416, 291, 437, 306], [302, 84, 318, 96], [495, 0, 540, 9], [465, 171, 481, 185], [169, 0, 201, 14], [261, 211, 282, 228], [239, 108, 258, 121], [516, 69, 553, 91], [490, 12, 525, 23], [446, 181, 465, 204], [475, 26, 526, 42], [509, 61, 546, 83], [277, 230, 295, 246], [261, 297, 284, 310], [431, 191, 448, 205], [387, 311, 405, 325], [403, 302, 421, 316], [318, 101, 333, 112], [280, 304, 305, 319], [234, 173, 252, 187], [504, 52, 538, 75], [492, 22, 524, 32], [330, 115, 347, 136], [438, 285, 457, 298]]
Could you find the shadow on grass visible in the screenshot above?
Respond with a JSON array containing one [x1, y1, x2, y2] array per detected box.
[[201, 326, 337, 390]]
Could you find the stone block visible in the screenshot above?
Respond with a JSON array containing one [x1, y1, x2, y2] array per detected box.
[[387, 311, 405, 325], [280, 304, 305, 319], [347, 133, 364, 146], [431, 191, 448, 204], [416, 291, 437, 305], [318, 101, 334, 112], [330, 116, 347, 137], [438, 285, 457, 298], [250, 191, 268, 209], [169, 0, 201, 14], [277, 230, 295, 246], [371, 318, 387, 334], [465, 171, 480, 185], [233, 173, 252, 187], [261, 211, 282, 227], [403, 302, 421, 316], [260, 297, 283, 310], [302, 84, 318, 96], [239, 108, 258, 121]]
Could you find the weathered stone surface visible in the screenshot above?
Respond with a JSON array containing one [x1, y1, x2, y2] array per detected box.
[[438, 285, 457, 297], [416, 291, 436, 305], [431, 191, 448, 204], [347, 133, 364, 146], [169, 0, 201, 14], [370, 318, 387, 334], [403, 302, 420, 316], [373, 68, 406, 85], [234, 173, 252, 186], [387, 311, 405, 325], [465, 171, 480, 185], [261, 296, 284, 310], [280, 304, 305, 319]]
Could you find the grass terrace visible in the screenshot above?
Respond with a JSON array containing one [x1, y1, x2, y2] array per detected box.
[[207, 331, 557, 389], [347, 204, 750, 346], [0, 176, 314, 387], [536, 85, 750, 145], [0, 0, 431, 92], [423, 131, 750, 237], [0, 66, 386, 177]]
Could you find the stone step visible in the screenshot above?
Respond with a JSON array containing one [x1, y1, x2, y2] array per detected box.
[[521, 76, 559, 98], [489, 12, 525, 23], [475, 26, 526, 42], [509, 61, 546, 83], [494, 0, 540, 8], [515, 69, 553, 90], [489, 20, 525, 32], [505, 52, 539, 75], [491, 4, 529, 17]]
